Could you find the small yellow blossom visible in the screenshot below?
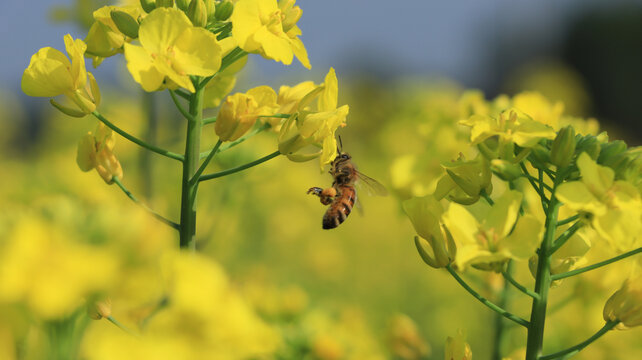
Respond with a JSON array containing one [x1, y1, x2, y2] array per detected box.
[[85, 5, 142, 66], [0, 219, 118, 319], [556, 152, 642, 250], [460, 108, 556, 148], [387, 314, 431, 360], [231, 0, 310, 68], [512, 91, 564, 129], [215, 86, 278, 141], [123, 7, 222, 92], [22, 34, 100, 115], [603, 274, 642, 329], [442, 190, 543, 271], [278, 68, 349, 170], [77, 122, 123, 184], [445, 329, 472, 360], [80, 251, 280, 359]]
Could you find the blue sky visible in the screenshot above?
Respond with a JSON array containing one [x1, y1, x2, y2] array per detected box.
[[2, 0, 637, 95]]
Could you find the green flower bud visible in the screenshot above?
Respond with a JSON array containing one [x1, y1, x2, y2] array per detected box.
[[110, 10, 139, 39], [528, 143, 550, 167], [176, 0, 190, 10], [490, 159, 522, 181], [576, 135, 600, 160], [215, 1, 234, 21], [205, 0, 216, 23], [550, 125, 576, 169], [156, 0, 174, 8], [188, 0, 207, 27], [140, 0, 156, 13], [599, 140, 627, 165]]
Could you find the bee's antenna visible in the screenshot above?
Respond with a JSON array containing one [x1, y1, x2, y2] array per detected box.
[[337, 135, 343, 153]]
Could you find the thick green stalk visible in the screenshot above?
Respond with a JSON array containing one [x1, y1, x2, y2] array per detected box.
[[179, 84, 204, 249], [525, 181, 561, 360]]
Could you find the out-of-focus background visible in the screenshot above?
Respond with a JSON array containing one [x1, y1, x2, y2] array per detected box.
[[2, 0, 642, 359]]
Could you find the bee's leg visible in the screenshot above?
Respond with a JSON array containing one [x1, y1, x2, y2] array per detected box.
[[307, 187, 337, 205]]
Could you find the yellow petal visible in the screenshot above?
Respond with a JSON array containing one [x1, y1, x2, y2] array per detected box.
[[252, 26, 293, 64], [577, 152, 614, 196], [21, 48, 73, 97], [503, 214, 542, 259], [173, 27, 222, 76], [138, 8, 192, 55], [123, 43, 165, 92], [290, 36, 311, 69], [77, 133, 96, 172], [64, 35, 88, 90], [485, 190, 522, 238], [319, 68, 338, 111], [556, 181, 607, 215], [231, 0, 266, 50]]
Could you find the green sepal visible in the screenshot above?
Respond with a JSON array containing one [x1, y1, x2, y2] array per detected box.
[[156, 0, 174, 8], [140, 0, 156, 13], [50, 99, 87, 118], [110, 10, 139, 39]]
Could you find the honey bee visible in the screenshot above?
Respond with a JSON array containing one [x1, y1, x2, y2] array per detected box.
[[307, 142, 387, 229]]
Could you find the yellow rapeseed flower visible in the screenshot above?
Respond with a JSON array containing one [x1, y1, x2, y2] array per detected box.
[[278, 68, 349, 170], [22, 34, 100, 116], [215, 86, 278, 141], [231, 0, 310, 69], [442, 190, 543, 271], [76, 122, 123, 184], [556, 152, 642, 250], [460, 108, 556, 148], [85, 5, 143, 66], [123, 7, 222, 92], [603, 274, 642, 329]]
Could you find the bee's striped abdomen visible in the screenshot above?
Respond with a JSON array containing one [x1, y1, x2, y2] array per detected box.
[[322, 186, 356, 229]]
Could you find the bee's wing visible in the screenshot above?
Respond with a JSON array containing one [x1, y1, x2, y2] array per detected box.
[[356, 171, 388, 197]]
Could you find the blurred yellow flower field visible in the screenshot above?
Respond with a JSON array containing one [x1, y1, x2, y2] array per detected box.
[[2, 1, 642, 359]]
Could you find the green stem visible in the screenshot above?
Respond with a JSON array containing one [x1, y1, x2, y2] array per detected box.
[[525, 178, 561, 360], [492, 262, 513, 360], [191, 139, 222, 184], [481, 189, 494, 205], [520, 163, 548, 204], [502, 268, 540, 299], [203, 116, 217, 125], [113, 177, 179, 230], [551, 247, 642, 281], [199, 123, 272, 159], [174, 89, 191, 100], [556, 214, 580, 227], [445, 264, 529, 328], [169, 90, 194, 121], [92, 111, 184, 162], [550, 221, 583, 254], [179, 81, 204, 249], [538, 321, 619, 360], [199, 150, 281, 182], [106, 316, 137, 336]]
